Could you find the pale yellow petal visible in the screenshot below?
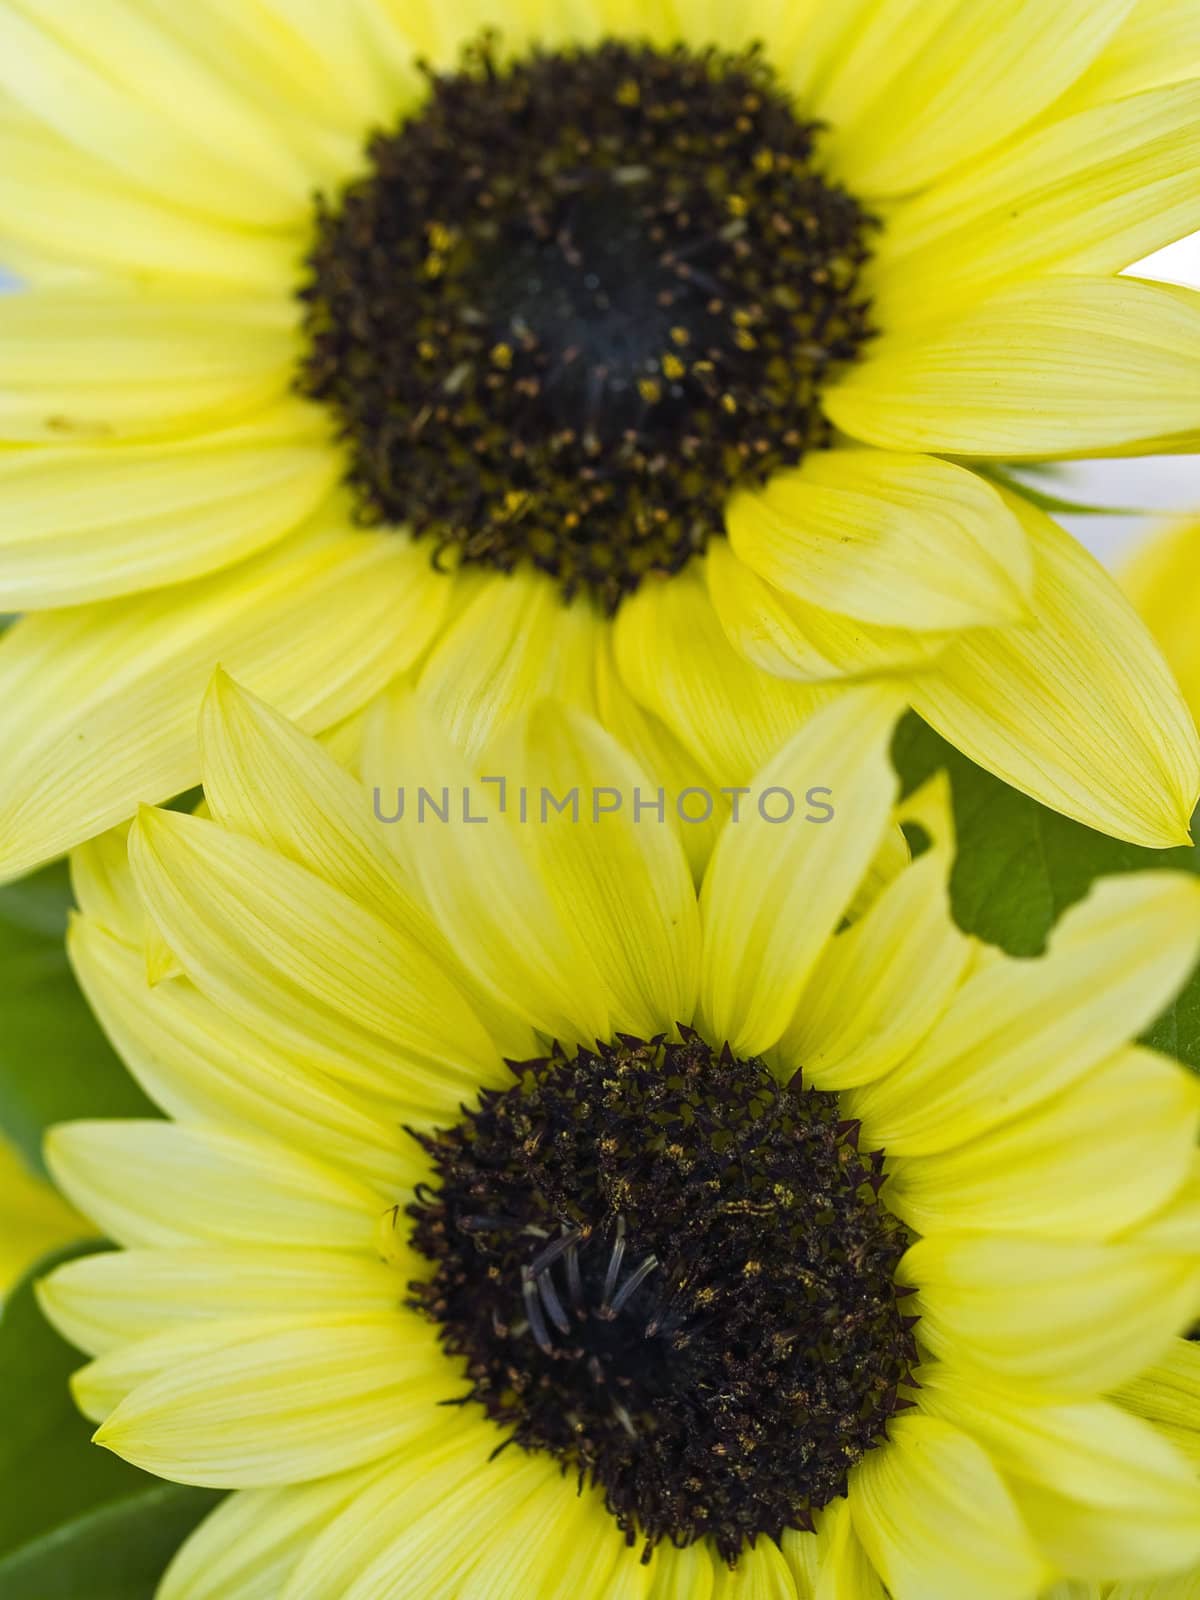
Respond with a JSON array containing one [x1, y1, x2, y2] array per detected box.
[[827, 278, 1200, 459], [0, 3, 313, 226], [394, 701, 700, 1043], [0, 521, 450, 882], [876, 83, 1200, 327], [69, 916, 417, 1191], [595, 633, 726, 880], [150, 0, 427, 152], [727, 452, 1032, 630], [44, 1120, 382, 1251], [0, 288, 297, 442], [373, 701, 609, 1046], [613, 563, 834, 786], [199, 671, 544, 1086], [902, 1233, 1197, 1397], [850, 872, 1200, 1155], [69, 823, 142, 945], [707, 539, 950, 682], [198, 669, 425, 932], [159, 1469, 383, 1600], [782, 1498, 887, 1600], [74, 1317, 318, 1423], [128, 805, 502, 1112], [776, 844, 971, 1090], [886, 1045, 1200, 1240], [505, 703, 702, 1038], [849, 1413, 1047, 1600], [1062, 0, 1200, 109], [709, 1539, 799, 1599], [278, 1417, 544, 1600], [922, 1367, 1200, 1579], [0, 108, 302, 287], [1116, 1338, 1200, 1447], [450, 1477, 632, 1600], [38, 1245, 402, 1358], [649, 1543, 718, 1600], [416, 568, 599, 755], [1123, 518, 1200, 724], [817, 0, 1134, 196], [699, 685, 904, 1054], [94, 1315, 444, 1487], [0, 404, 338, 608], [907, 490, 1200, 848], [0, 1134, 90, 1290]]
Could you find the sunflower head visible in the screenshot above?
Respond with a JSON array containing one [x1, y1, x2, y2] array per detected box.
[[297, 35, 875, 608], [35, 670, 1200, 1598], [407, 1029, 914, 1560]]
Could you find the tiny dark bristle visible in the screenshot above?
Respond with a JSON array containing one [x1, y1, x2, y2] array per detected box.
[[406, 1033, 915, 1564]]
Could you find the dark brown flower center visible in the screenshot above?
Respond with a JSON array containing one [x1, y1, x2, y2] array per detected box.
[[297, 38, 876, 610], [406, 1031, 916, 1563]]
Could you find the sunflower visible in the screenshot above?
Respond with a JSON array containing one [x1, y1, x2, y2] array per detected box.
[[2, 1, 1200, 879], [33, 669, 1200, 1598]]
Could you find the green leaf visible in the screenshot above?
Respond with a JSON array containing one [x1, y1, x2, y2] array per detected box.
[[0, 861, 156, 1175], [0, 1484, 221, 1600], [891, 713, 1200, 1069], [0, 1244, 220, 1597]]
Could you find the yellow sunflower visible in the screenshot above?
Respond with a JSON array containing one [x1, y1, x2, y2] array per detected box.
[[34, 670, 1200, 1599], [1, 0, 1200, 877]]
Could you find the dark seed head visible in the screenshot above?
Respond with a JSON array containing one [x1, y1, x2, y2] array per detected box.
[[406, 1031, 916, 1564], [297, 37, 876, 610]]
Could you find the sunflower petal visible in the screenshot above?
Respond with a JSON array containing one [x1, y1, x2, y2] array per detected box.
[[416, 569, 600, 755], [851, 872, 1200, 1155], [0, 109, 301, 287], [0, 287, 297, 442], [776, 844, 971, 1090], [827, 277, 1200, 459], [94, 1316, 445, 1487], [159, 1470, 381, 1600], [708, 1540, 799, 1599], [922, 1368, 1200, 1579], [44, 1121, 382, 1251], [908, 491, 1200, 848], [0, 2, 312, 225], [782, 1498, 886, 1600], [816, 0, 1133, 195], [876, 83, 1200, 327], [0, 404, 338, 608], [279, 1420, 549, 1600], [902, 1233, 1198, 1397], [128, 805, 501, 1111], [849, 1413, 1047, 1600], [0, 524, 449, 882], [699, 684, 904, 1054], [707, 539, 950, 682], [886, 1045, 1200, 1240], [1062, 0, 1200, 109], [38, 1245, 402, 1358], [727, 452, 1032, 630], [614, 563, 835, 785], [68, 915, 418, 1192]]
